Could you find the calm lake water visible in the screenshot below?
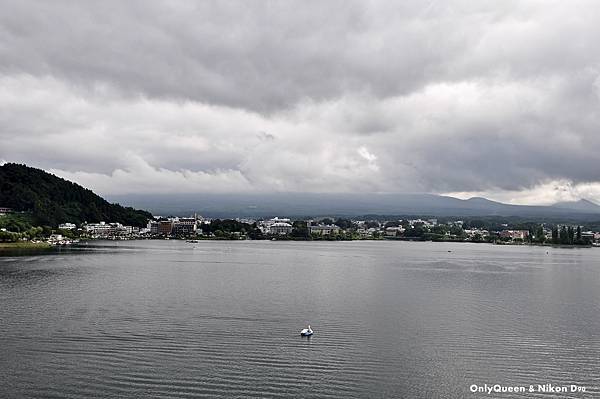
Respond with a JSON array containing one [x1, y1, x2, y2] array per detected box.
[[1, 240, 600, 398]]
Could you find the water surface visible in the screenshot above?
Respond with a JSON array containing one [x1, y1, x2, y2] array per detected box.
[[1, 240, 599, 398]]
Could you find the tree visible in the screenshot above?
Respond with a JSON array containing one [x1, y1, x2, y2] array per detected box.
[[0, 163, 152, 227], [334, 218, 354, 230], [291, 220, 310, 239], [567, 226, 575, 244], [365, 221, 380, 229], [449, 224, 464, 237], [536, 225, 546, 244], [559, 226, 568, 244]]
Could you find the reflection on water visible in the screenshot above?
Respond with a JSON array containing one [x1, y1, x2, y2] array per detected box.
[[1, 240, 600, 398]]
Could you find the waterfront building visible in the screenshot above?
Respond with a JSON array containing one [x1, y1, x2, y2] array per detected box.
[[58, 223, 76, 230], [147, 220, 159, 234], [259, 217, 292, 234], [84, 222, 113, 236], [83, 222, 132, 237], [269, 222, 293, 235], [158, 220, 173, 236], [385, 226, 404, 236], [173, 218, 197, 235], [309, 225, 340, 235], [499, 230, 529, 240]]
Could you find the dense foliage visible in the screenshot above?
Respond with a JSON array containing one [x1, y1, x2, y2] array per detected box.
[[200, 219, 264, 239], [0, 163, 152, 227]]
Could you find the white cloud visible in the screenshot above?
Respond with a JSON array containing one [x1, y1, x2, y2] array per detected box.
[[2, 2, 600, 204], [446, 180, 600, 205]]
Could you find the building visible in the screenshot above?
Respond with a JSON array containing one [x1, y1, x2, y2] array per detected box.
[[173, 218, 197, 235], [269, 222, 293, 235], [499, 230, 529, 240], [158, 220, 173, 236], [148, 220, 159, 234], [464, 229, 489, 239], [84, 222, 113, 236], [84, 222, 131, 237], [309, 225, 340, 235], [582, 231, 599, 243], [0, 207, 12, 215], [58, 223, 76, 230], [385, 226, 404, 236], [259, 217, 292, 234]]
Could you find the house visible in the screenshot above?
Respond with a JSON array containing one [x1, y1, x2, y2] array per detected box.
[[385, 226, 404, 236]]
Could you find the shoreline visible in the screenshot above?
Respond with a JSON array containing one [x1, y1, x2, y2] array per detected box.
[[0, 242, 52, 250], [81, 237, 597, 248]]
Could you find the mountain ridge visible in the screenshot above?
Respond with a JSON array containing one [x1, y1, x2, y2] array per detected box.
[[0, 163, 152, 227], [106, 192, 600, 219]]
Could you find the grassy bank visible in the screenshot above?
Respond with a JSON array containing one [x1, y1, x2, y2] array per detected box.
[[0, 241, 52, 250]]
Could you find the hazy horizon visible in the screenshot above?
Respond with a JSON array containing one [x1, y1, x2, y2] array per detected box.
[[104, 191, 600, 219]]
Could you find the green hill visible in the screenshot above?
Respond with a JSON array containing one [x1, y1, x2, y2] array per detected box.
[[0, 163, 152, 227]]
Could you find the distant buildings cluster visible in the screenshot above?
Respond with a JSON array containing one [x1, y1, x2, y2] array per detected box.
[[2, 204, 599, 246], [147, 217, 199, 236], [258, 217, 293, 235], [70, 216, 600, 245]]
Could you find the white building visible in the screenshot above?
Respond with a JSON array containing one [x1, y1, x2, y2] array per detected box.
[[259, 217, 292, 233], [84, 222, 132, 237], [58, 223, 76, 230], [269, 222, 293, 235], [309, 225, 340, 235]]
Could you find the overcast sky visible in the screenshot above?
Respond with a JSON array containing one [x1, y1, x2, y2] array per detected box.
[[1, 1, 600, 204]]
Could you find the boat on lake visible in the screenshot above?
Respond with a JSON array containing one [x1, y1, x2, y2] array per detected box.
[[300, 325, 313, 336]]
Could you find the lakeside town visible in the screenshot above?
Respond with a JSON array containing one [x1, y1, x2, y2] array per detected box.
[[2, 206, 599, 247]]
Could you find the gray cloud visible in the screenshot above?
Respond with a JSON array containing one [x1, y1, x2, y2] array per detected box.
[[1, 1, 600, 203]]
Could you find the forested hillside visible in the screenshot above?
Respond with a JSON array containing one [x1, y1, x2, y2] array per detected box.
[[0, 163, 152, 227]]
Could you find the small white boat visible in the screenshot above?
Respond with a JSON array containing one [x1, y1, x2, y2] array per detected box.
[[300, 325, 313, 336]]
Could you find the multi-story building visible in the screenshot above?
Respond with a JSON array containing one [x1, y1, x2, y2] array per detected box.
[[58, 223, 77, 230], [147, 220, 159, 234], [84, 222, 131, 237], [259, 217, 292, 233], [269, 222, 293, 235], [173, 218, 197, 235], [309, 225, 340, 235], [158, 220, 173, 236], [499, 230, 529, 240]]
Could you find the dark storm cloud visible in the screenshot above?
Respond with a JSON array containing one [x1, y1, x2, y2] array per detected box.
[[1, 0, 600, 203]]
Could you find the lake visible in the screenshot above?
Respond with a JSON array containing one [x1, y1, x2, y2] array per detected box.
[[1, 240, 599, 398]]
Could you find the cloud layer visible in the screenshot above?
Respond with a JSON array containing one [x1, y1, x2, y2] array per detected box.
[[1, 1, 600, 203]]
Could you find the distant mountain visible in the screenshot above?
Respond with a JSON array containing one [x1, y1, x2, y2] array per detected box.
[[0, 163, 152, 227], [551, 199, 600, 213], [107, 192, 600, 220]]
